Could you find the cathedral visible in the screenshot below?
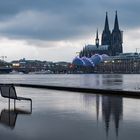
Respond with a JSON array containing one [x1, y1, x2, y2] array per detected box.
[[79, 11, 123, 57]]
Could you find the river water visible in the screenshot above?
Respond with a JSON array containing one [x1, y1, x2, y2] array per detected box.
[[0, 87, 139, 140], [0, 74, 140, 91], [0, 74, 139, 140]]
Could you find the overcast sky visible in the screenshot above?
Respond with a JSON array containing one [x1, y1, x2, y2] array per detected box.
[[0, 0, 139, 62]]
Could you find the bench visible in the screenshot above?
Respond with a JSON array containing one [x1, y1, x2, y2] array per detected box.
[[0, 84, 32, 112]]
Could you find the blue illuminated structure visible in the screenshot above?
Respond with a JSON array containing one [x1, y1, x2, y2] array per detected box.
[[72, 54, 109, 67]]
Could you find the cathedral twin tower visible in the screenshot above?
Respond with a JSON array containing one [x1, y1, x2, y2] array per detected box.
[[101, 11, 123, 56], [79, 11, 123, 57]]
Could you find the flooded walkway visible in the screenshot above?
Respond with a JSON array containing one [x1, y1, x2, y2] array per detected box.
[[0, 87, 139, 140]]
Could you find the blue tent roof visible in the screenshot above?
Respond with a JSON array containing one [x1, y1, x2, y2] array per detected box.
[[91, 54, 102, 65], [72, 57, 85, 66], [72, 54, 109, 67], [82, 57, 94, 67]]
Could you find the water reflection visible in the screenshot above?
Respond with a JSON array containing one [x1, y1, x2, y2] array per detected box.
[[102, 74, 123, 89], [102, 96, 123, 137], [0, 108, 31, 129], [96, 95, 100, 121], [82, 94, 100, 121], [83, 93, 123, 138]]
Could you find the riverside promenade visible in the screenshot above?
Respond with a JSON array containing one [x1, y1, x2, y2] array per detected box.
[[15, 83, 140, 99], [0, 86, 138, 140]]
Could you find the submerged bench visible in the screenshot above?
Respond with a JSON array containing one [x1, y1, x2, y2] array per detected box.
[[0, 84, 32, 112]]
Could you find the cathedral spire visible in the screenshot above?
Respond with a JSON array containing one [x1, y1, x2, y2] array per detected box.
[[113, 11, 119, 31], [111, 11, 123, 55], [104, 12, 109, 31], [96, 29, 99, 47], [96, 29, 99, 39], [101, 12, 111, 45]]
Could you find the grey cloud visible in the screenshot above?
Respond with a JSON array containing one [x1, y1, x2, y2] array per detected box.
[[0, 0, 139, 41]]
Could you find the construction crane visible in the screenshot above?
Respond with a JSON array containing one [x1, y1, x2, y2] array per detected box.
[[0, 56, 7, 61]]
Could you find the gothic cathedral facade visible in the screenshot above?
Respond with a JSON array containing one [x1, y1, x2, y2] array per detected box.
[[79, 11, 123, 57]]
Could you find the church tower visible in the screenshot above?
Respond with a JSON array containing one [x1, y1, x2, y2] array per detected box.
[[95, 29, 99, 48], [111, 11, 123, 55], [101, 12, 111, 46]]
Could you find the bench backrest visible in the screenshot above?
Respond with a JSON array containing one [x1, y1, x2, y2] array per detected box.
[[0, 85, 17, 99]]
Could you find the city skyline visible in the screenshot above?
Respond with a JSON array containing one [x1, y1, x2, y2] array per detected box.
[[0, 0, 139, 62]]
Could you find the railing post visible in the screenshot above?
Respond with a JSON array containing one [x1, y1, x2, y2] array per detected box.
[[8, 98, 10, 110], [8, 86, 10, 110], [14, 99, 16, 110], [30, 100, 32, 113]]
